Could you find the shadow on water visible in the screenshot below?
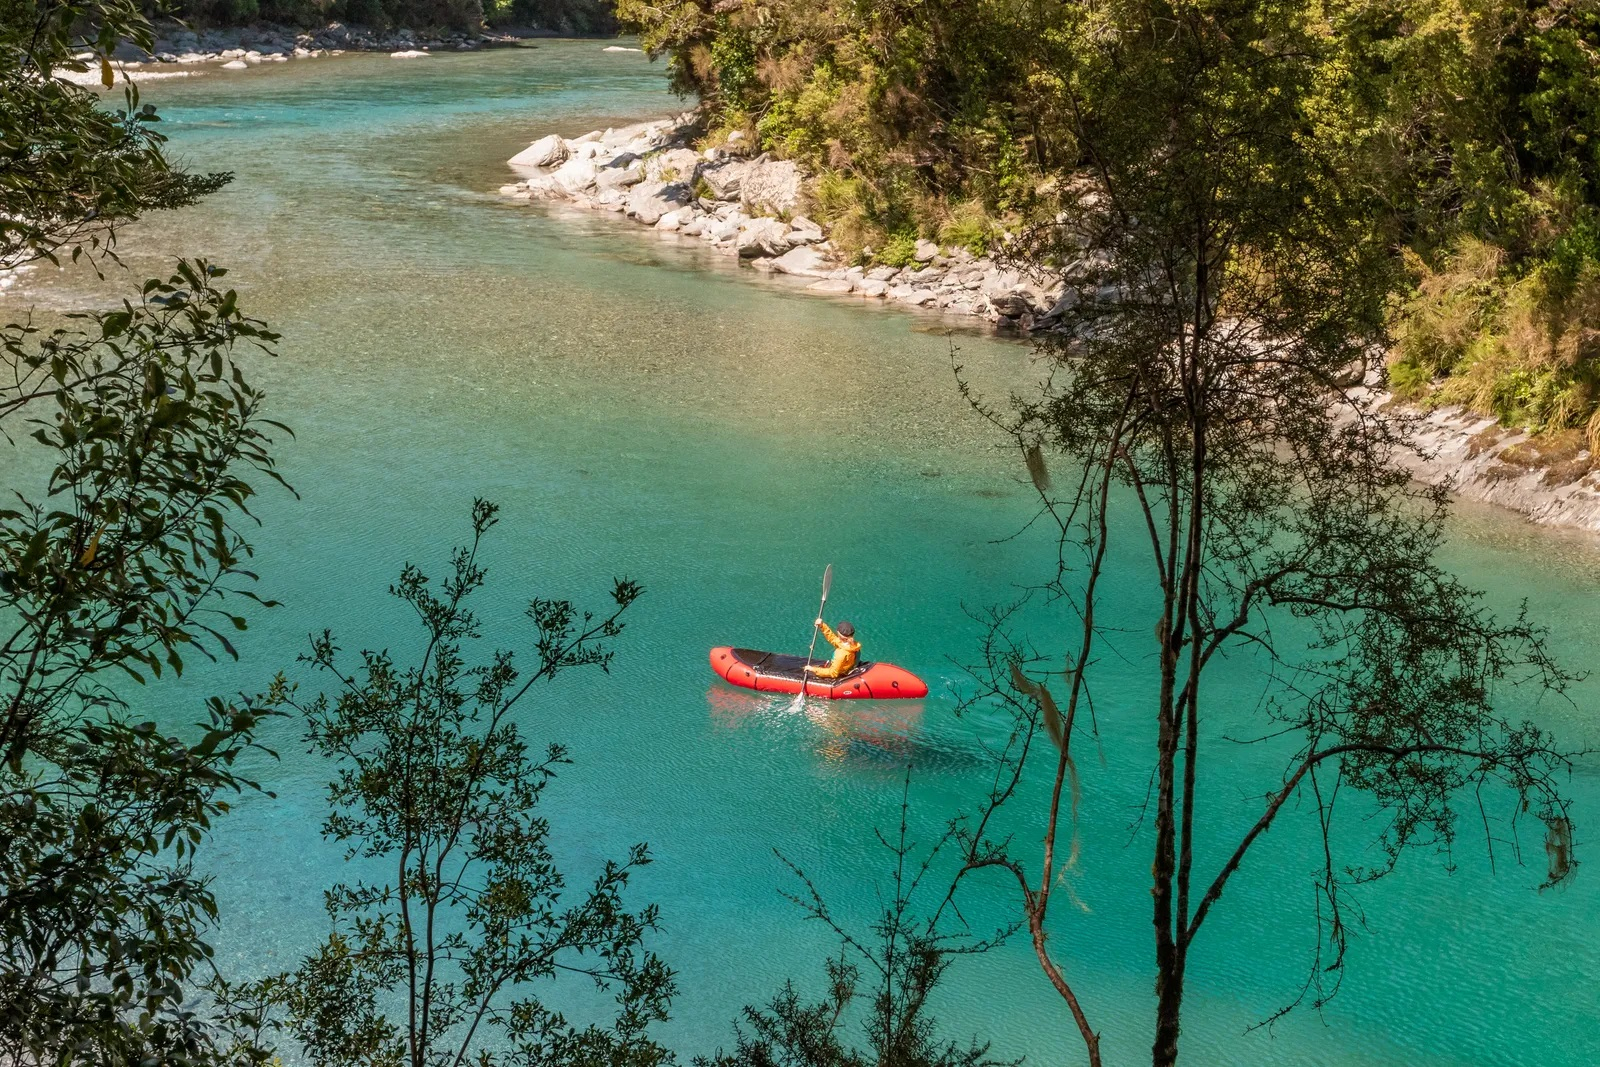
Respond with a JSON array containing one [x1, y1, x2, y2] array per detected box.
[[705, 686, 988, 777]]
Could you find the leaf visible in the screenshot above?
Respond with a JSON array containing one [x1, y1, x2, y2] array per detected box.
[[1024, 443, 1051, 492], [100, 54, 114, 89]]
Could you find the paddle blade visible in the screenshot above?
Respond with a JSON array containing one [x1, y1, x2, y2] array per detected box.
[[821, 563, 833, 602]]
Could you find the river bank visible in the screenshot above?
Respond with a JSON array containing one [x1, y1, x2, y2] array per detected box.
[[498, 114, 1600, 537], [87, 19, 532, 75]]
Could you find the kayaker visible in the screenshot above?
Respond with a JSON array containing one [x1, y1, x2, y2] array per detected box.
[[806, 618, 860, 679]]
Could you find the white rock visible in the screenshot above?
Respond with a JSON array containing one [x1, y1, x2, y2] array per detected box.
[[908, 288, 938, 305], [220, 48, 246, 59], [551, 156, 599, 194], [509, 133, 568, 169], [603, 45, 642, 52], [769, 245, 832, 277], [595, 164, 644, 191], [390, 49, 429, 58], [913, 239, 939, 263], [625, 182, 691, 225], [700, 161, 747, 201], [856, 279, 889, 298], [680, 216, 707, 237], [646, 147, 702, 183], [866, 266, 900, 282], [221, 59, 248, 70], [740, 159, 804, 215], [737, 217, 793, 258], [808, 278, 856, 294]]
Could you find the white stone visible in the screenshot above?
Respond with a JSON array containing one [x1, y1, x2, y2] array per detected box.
[[808, 278, 856, 294], [769, 245, 832, 277], [913, 239, 939, 263], [700, 161, 746, 201], [509, 133, 568, 169], [856, 279, 889, 298], [625, 182, 691, 225], [737, 217, 793, 258], [551, 156, 599, 194], [740, 159, 803, 215], [390, 49, 429, 58], [220, 59, 247, 70]]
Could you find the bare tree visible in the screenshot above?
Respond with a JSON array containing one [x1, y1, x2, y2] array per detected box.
[[947, 4, 1578, 1066]]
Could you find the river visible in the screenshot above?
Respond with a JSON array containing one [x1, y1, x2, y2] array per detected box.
[[18, 41, 1599, 1065]]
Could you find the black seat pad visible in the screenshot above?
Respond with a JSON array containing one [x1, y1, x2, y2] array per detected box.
[[730, 647, 871, 684]]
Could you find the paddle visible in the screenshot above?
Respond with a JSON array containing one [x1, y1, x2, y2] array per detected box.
[[793, 563, 833, 709]]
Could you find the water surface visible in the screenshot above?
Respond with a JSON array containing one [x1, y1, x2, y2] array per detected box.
[[14, 42, 1598, 1065]]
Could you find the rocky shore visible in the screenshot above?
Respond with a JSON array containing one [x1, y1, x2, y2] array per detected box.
[[503, 116, 1600, 537], [98, 20, 512, 71], [498, 116, 1071, 330]]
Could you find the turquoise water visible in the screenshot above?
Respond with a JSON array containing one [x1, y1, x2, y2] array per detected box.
[[17, 43, 1600, 1064]]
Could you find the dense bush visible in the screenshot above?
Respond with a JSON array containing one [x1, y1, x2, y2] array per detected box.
[[619, 0, 1600, 431]]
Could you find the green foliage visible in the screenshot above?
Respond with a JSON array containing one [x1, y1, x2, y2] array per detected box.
[[702, 780, 1008, 1067], [957, 3, 1577, 1065], [0, 7, 288, 1065], [268, 502, 674, 1067], [875, 231, 918, 269], [1, 2, 229, 271], [620, 0, 1600, 427]]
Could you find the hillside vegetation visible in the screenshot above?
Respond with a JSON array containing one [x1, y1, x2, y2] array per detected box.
[[617, 0, 1600, 442]]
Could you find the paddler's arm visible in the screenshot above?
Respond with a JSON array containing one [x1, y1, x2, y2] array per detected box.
[[815, 618, 845, 649]]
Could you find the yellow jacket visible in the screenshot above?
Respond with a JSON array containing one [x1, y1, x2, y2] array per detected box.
[[808, 620, 861, 679]]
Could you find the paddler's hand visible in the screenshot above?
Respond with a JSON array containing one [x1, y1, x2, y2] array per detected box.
[[815, 617, 823, 628]]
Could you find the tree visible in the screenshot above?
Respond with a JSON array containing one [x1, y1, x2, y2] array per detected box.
[[951, 3, 1577, 1065], [703, 775, 1010, 1067], [0, 3, 288, 1063], [271, 501, 675, 1067], [1, 0, 230, 272]]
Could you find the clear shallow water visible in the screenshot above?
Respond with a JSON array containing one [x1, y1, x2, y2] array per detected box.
[[13, 42, 1599, 1064]]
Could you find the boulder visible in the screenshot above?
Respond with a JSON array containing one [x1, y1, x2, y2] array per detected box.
[[857, 279, 889, 298], [551, 156, 599, 194], [594, 164, 644, 191], [390, 50, 429, 58], [866, 266, 900, 283], [740, 159, 803, 214], [700, 161, 747, 201], [707, 213, 746, 243], [808, 278, 856, 294], [913, 239, 939, 263], [737, 217, 794, 258], [989, 291, 1032, 318], [768, 245, 832, 278], [509, 133, 568, 169], [656, 208, 689, 231], [625, 182, 691, 225], [646, 147, 702, 183], [680, 216, 707, 237], [221, 59, 248, 70]]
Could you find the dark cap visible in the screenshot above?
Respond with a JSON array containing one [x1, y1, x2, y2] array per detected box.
[[837, 621, 855, 637]]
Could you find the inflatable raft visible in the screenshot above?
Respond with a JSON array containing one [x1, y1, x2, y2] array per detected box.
[[710, 646, 929, 700]]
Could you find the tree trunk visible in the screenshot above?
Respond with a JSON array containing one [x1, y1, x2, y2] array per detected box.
[[1152, 956, 1185, 1067]]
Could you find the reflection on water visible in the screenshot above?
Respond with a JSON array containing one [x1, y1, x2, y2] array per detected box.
[[708, 686, 985, 777]]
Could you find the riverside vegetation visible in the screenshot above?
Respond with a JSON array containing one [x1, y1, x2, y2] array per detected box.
[[0, 2, 1586, 1067], [616, 0, 1600, 466]]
